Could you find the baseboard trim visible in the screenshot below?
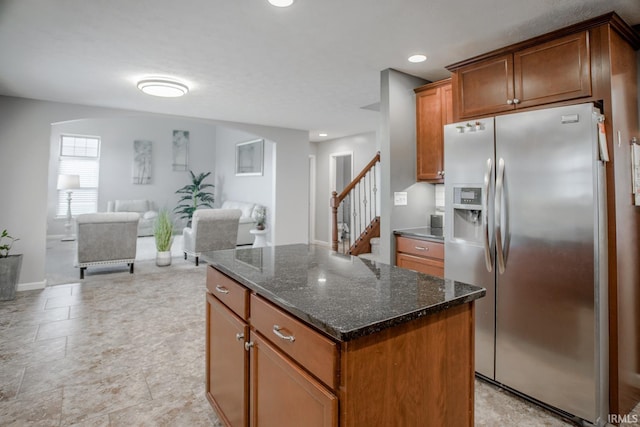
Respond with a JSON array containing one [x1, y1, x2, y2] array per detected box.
[[311, 240, 330, 247], [17, 281, 47, 292]]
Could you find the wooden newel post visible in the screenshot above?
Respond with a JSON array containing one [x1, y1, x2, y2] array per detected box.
[[331, 191, 339, 251]]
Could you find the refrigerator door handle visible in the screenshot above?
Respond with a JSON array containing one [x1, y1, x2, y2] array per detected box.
[[495, 158, 506, 273], [483, 158, 493, 272]]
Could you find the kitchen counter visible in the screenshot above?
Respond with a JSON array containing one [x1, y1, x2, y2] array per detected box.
[[394, 226, 444, 242], [201, 243, 483, 342]]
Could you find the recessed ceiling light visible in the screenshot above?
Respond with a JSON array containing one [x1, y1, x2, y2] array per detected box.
[[137, 79, 189, 97], [268, 0, 295, 7], [408, 54, 427, 63], [319, 133, 328, 137]]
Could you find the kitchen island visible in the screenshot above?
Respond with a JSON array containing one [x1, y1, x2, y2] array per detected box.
[[202, 244, 484, 427]]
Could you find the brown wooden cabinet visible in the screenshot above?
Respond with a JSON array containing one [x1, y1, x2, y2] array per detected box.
[[414, 79, 452, 182], [249, 332, 338, 427], [206, 293, 249, 427], [451, 31, 591, 120], [206, 265, 476, 426], [395, 235, 444, 278], [207, 268, 338, 427]]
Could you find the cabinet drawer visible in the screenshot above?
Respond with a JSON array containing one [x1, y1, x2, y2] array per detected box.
[[207, 267, 249, 321], [396, 253, 444, 278], [396, 236, 444, 260], [250, 294, 338, 390]]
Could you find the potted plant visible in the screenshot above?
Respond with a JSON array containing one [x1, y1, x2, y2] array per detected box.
[[174, 171, 215, 227], [0, 229, 22, 301], [154, 210, 174, 267], [253, 206, 267, 230]]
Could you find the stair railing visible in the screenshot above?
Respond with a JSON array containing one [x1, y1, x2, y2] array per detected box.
[[331, 151, 380, 253]]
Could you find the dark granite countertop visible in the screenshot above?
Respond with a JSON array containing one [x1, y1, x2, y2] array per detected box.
[[394, 226, 444, 242], [201, 244, 484, 342]]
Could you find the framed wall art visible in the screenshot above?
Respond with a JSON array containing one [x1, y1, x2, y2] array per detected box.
[[172, 130, 189, 171], [133, 140, 152, 184], [235, 138, 264, 176]]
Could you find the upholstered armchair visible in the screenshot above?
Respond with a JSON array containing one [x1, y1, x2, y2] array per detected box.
[[182, 209, 242, 266], [75, 212, 140, 279]]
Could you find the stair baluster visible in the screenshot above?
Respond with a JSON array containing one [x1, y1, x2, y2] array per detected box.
[[331, 152, 381, 255]]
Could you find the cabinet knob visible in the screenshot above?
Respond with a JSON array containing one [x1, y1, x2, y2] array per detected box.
[[506, 99, 514, 105], [513, 98, 520, 104], [244, 341, 254, 351], [440, 170, 445, 177], [236, 333, 244, 342]]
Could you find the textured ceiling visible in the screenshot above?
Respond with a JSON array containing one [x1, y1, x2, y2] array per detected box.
[[0, 0, 638, 142]]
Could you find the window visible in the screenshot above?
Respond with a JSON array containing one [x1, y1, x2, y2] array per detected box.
[[57, 135, 100, 216]]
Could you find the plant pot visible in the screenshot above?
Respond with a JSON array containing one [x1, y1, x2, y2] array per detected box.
[[156, 251, 172, 267], [0, 254, 23, 301]]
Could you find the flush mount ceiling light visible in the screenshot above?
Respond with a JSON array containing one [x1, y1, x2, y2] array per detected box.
[[408, 54, 427, 63], [319, 133, 328, 137], [137, 79, 189, 97], [268, 0, 295, 7]]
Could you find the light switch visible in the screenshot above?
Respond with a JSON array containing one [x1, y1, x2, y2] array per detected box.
[[394, 192, 408, 206]]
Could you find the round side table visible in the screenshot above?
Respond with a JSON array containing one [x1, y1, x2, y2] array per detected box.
[[249, 228, 268, 248]]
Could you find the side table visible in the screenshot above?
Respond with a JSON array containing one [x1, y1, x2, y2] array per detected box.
[[249, 228, 268, 248]]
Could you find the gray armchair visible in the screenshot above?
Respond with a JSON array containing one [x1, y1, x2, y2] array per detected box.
[[75, 212, 140, 279], [182, 209, 242, 266]]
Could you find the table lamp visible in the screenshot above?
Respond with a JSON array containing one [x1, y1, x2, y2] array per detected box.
[[57, 174, 80, 241]]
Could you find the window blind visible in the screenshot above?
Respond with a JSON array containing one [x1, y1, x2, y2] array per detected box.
[[56, 136, 100, 216]]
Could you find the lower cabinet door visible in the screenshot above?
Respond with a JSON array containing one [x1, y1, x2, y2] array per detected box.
[[206, 293, 249, 427], [249, 332, 337, 427]]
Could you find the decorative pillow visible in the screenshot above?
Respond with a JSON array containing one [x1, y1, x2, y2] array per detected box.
[[143, 211, 158, 220]]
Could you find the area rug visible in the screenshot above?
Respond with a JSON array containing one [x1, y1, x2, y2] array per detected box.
[[46, 235, 196, 286]]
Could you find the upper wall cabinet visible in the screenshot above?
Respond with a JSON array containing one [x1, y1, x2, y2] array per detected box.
[[414, 79, 452, 182], [449, 31, 592, 120]]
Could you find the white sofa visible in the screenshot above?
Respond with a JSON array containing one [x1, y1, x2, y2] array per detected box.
[[107, 199, 158, 236], [220, 200, 264, 245]]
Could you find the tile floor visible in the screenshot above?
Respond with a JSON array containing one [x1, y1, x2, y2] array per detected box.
[[0, 255, 637, 426]]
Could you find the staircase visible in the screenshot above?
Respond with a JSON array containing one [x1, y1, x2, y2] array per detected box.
[[357, 237, 380, 262], [331, 152, 381, 258]]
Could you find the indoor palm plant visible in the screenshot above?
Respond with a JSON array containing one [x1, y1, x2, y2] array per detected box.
[[174, 171, 215, 227], [0, 229, 22, 301], [154, 210, 174, 267]]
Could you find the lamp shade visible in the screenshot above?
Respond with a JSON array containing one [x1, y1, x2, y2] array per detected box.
[[57, 174, 80, 190]]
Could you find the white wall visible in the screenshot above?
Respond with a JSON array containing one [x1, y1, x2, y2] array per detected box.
[[0, 95, 309, 289], [379, 69, 437, 264], [310, 132, 378, 244], [47, 116, 217, 234], [215, 127, 276, 245]]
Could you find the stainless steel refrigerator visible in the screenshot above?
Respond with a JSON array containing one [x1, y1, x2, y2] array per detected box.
[[444, 103, 609, 426]]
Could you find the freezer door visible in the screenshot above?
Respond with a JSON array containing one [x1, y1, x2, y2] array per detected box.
[[444, 118, 496, 379], [494, 103, 600, 422]]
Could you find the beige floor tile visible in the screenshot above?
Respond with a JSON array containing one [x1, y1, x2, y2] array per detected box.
[[0, 388, 63, 426]]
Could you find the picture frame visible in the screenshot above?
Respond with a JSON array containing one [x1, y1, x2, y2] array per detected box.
[[172, 130, 189, 171], [235, 139, 264, 176], [132, 140, 152, 184]]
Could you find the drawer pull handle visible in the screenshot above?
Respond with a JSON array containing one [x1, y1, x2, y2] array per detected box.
[[415, 246, 428, 251], [236, 333, 244, 342], [215, 285, 229, 294], [273, 325, 295, 342]]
